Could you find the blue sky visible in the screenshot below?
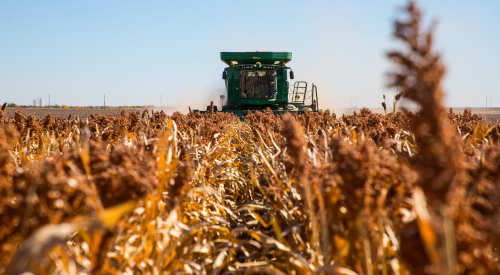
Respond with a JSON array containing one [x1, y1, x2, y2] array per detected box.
[[1, 0, 499, 109]]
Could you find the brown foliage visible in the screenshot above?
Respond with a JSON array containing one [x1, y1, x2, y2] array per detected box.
[[1, 2, 500, 274], [283, 113, 308, 174]]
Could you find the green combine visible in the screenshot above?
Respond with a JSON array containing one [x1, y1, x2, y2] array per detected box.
[[194, 52, 319, 116]]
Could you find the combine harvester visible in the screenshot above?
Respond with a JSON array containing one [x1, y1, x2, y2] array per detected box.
[[194, 52, 320, 116]]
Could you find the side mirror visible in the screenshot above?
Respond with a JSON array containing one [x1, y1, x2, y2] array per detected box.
[[290, 70, 294, 79], [222, 71, 227, 79]]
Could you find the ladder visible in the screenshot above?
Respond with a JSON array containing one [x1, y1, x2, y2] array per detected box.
[[289, 82, 319, 110]]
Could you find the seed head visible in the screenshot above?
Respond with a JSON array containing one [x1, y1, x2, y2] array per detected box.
[[283, 113, 308, 174]]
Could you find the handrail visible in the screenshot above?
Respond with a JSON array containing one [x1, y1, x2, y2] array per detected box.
[[312, 84, 318, 110], [291, 81, 308, 103], [293, 81, 308, 90], [286, 82, 319, 111]]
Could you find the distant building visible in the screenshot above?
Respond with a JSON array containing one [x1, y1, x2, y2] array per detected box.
[[33, 97, 44, 107]]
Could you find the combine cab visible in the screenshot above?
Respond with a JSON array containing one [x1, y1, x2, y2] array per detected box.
[[196, 52, 319, 115]]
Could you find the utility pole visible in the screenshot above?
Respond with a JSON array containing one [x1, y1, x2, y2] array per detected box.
[[48, 94, 50, 107], [486, 95, 488, 111], [104, 94, 106, 109]]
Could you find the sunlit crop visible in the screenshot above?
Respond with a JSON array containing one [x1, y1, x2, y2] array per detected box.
[[1, 2, 500, 275]]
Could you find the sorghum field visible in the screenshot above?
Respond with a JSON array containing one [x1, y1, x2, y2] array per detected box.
[[2, 108, 144, 119], [1, 2, 500, 275]]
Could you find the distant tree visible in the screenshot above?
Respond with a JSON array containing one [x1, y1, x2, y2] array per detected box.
[[62, 105, 69, 109], [7, 103, 17, 107]]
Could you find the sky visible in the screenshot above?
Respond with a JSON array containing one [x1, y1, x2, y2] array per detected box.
[[0, 0, 499, 110]]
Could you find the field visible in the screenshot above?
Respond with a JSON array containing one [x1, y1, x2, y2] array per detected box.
[[2, 108, 145, 118], [1, 2, 500, 275], [479, 111, 500, 124], [7, 107, 499, 123], [2, 104, 499, 275], [2, 107, 190, 119]]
